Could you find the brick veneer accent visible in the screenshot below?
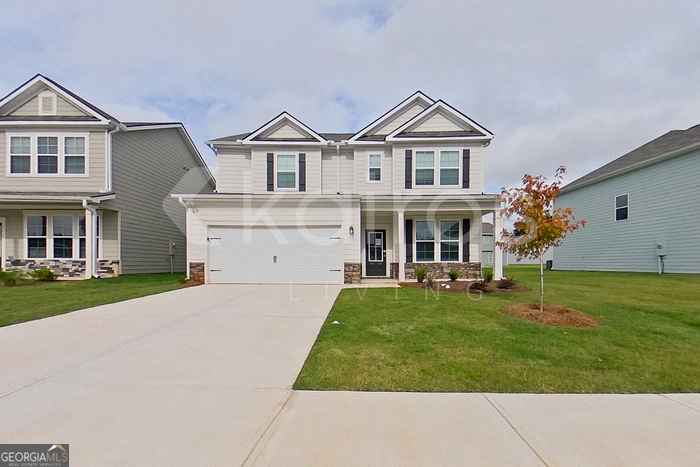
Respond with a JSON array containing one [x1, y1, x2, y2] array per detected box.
[[189, 262, 205, 285], [8, 259, 86, 278], [97, 260, 120, 277], [390, 262, 399, 280], [344, 262, 362, 284], [404, 262, 480, 280]]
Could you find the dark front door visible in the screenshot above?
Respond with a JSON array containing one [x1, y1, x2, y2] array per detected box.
[[366, 229, 386, 276]]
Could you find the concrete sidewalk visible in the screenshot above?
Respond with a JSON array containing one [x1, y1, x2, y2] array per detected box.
[[1, 284, 698, 466]]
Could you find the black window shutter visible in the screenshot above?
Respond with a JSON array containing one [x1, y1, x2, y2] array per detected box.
[[462, 149, 470, 189], [267, 153, 274, 191], [462, 219, 470, 262], [405, 150, 412, 189], [405, 219, 413, 263], [298, 153, 306, 192]]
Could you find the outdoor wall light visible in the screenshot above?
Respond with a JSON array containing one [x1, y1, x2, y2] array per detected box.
[[349, 226, 355, 236]]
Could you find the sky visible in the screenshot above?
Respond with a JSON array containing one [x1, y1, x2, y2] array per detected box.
[[1, 0, 699, 193]]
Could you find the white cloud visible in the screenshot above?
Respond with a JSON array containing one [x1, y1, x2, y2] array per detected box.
[[2, 0, 699, 190]]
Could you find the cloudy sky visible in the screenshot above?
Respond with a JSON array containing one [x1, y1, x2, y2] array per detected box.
[[2, 0, 699, 193]]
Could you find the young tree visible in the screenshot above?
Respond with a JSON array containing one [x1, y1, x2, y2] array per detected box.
[[496, 166, 585, 311]]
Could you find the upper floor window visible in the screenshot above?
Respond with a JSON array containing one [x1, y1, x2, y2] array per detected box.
[[276, 154, 296, 189], [483, 236, 491, 244], [615, 194, 629, 221], [8, 134, 88, 176], [368, 154, 382, 181], [415, 149, 461, 186]]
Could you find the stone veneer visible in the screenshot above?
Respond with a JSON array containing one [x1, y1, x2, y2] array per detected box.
[[390, 262, 399, 280], [6, 259, 121, 279], [8, 259, 86, 278], [404, 262, 480, 280], [344, 262, 362, 284], [189, 262, 205, 285]]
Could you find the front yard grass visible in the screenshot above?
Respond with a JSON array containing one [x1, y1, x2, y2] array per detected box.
[[0, 274, 185, 327], [294, 266, 700, 393]]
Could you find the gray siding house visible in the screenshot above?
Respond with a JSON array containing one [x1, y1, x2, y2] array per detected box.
[[555, 124, 700, 274], [0, 75, 215, 278]]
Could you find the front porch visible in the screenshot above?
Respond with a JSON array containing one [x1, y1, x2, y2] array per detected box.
[[347, 195, 504, 284]]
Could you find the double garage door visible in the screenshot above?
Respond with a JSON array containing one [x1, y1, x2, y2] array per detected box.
[[208, 226, 343, 284]]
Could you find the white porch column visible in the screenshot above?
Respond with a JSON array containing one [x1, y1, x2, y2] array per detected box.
[[397, 211, 406, 281], [84, 207, 95, 278], [493, 210, 504, 280]]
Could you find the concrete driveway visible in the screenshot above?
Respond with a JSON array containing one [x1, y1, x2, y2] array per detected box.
[[2, 284, 699, 466], [0, 284, 340, 466]]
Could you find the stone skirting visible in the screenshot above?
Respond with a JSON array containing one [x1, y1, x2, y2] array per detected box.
[[404, 262, 480, 280], [344, 262, 362, 284], [390, 262, 399, 280], [189, 262, 205, 285], [7, 259, 86, 278], [97, 260, 120, 277]]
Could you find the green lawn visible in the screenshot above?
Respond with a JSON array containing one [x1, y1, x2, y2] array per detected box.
[[295, 266, 700, 393], [0, 274, 185, 327]]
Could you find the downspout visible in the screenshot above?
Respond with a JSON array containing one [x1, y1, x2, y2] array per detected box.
[[178, 197, 190, 279], [336, 143, 341, 194], [105, 122, 126, 193], [82, 199, 99, 278]]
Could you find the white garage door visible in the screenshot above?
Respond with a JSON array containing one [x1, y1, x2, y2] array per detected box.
[[208, 226, 343, 284]]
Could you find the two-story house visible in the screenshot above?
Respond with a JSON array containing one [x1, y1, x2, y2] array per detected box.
[[175, 92, 504, 284], [0, 75, 215, 279]]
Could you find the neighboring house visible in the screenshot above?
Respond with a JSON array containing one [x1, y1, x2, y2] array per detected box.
[[481, 221, 552, 267], [0, 75, 215, 279], [555, 124, 700, 273], [176, 92, 504, 284]]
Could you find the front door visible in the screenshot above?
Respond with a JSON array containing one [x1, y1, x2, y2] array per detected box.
[[365, 229, 386, 276]]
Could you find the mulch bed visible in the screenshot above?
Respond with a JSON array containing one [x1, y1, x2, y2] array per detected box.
[[399, 280, 531, 294], [503, 303, 600, 328]]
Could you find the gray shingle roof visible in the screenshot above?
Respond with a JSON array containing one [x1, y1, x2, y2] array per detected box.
[[563, 123, 700, 193]]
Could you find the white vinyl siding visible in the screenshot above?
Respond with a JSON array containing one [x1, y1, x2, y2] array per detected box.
[[555, 148, 700, 274]]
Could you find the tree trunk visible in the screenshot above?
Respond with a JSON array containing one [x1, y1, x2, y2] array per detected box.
[[540, 256, 545, 313]]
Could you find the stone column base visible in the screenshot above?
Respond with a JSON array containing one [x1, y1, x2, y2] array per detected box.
[[344, 262, 362, 284], [189, 262, 205, 285]]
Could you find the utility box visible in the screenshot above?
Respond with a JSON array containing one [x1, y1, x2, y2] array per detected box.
[[655, 241, 667, 257]]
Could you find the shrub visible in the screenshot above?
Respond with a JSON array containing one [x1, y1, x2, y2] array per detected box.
[[426, 277, 435, 288], [497, 276, 517, 289], [0, 269, 22, 286], [448, 270, 459, 281], [31, 268, 57, 282], [469, 280, 489, 292], [483, 270, 494, 283], [416, 268, 427, 283]]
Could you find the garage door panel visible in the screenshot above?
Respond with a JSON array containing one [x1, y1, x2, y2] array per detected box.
[[208, 226, 343, 284]]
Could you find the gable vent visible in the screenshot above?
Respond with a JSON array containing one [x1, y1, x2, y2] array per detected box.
[[38, 91, 57, 115]]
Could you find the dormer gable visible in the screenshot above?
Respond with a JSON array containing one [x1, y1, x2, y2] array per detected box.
[[0, 74, 117, 123], [241, 112, 327, 145], [387, 100, 494, 142], [350, 91, 434, 142]]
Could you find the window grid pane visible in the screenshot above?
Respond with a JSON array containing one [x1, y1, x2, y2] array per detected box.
[[64, 137, 85, 155], [277, 172, 295, 188], [38, 155, 58, 174], [615, 194, 628, 209], [415, 151, 434, 168], [616, 207, 628, 221], [28, 238, 47, 258], [27, 216, 47, 237], [53, 238, 73, 259], [415, 221, 435, 240], [416, 242, 435, 261], [440, 221, 459, 240], [53, 216, 74, 237], [440, 168, 459, 185], [368, 154, 381, 168], [369, 167, 381, 181], [277, 155, 295, 171], [440, 151, 459, 167], [10, 137, 30, 154], [65, 156, 85, 174], [10, 156, 31, 174], [37, 137, 58, 154], [440, 242, 459, 261], [415, 169, 434, 185]]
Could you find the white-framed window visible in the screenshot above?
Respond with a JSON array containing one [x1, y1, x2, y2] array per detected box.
[[7, 133, 89, 176], [415, 221, 435, 261], [488, 252, 494, 264], [414, 149, 461, 186], [25, 213, 101, 260], [276, 154, 296, 189], [615, 194, 629, 221], [440, 221, 460, 261], [38, 91, 57, 116], [483, 236, 491, 244], [368, 154, 382, 181]]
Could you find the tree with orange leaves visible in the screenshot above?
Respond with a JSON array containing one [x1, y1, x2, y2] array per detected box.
[[497, 166, 586, 312]]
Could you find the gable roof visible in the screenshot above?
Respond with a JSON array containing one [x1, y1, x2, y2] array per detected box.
[[0, 74, 118, 122], [244, 112, 327, 144], [562, 123, 700, 193], [387, 100, 494, 141], [349, 91, 434, 142]]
